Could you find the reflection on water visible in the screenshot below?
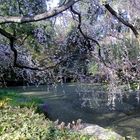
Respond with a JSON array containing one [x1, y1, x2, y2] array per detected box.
[[3, 83, 140, 138]]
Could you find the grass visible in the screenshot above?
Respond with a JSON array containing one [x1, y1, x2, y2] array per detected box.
[[0, 89, 43, 108]]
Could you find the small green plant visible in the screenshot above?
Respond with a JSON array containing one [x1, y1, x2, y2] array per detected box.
[[130, 82, 139, 91], [88, 63, 99, 75], [0, 97, 12, 108], [125, 136, 137, 140]]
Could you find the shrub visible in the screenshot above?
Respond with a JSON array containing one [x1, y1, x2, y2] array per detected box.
[[0, 106, 93, 140], [0, 106, 52, 140]]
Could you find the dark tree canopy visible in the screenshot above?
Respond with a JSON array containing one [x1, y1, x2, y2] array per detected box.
[[0, 0, 139, 87]]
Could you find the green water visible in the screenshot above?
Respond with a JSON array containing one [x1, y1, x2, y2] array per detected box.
[[1, 83, 140, 139]]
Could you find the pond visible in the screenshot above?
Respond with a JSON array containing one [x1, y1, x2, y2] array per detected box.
[[4, 83, 140, 139]]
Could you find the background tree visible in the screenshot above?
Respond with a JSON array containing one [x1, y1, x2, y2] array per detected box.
[[0, 0, 139, 89]]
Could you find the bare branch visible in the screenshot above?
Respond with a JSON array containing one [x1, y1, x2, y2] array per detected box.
[[0, 0, 79, 24], [0, 1, 81, 70], [70, 6, 113, 68], [0, 28, 15, 39], [70, 6, 95, 48], [104, 4, 139, 38]]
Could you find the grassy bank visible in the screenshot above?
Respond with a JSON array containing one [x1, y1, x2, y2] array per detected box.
[[0, 89, 43, 108]]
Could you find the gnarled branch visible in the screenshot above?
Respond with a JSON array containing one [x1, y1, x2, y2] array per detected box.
[[70, 6, 113, 68], [0, 0, 80, 70], [0, 0, 79, 24], [105, 4, 139, 38]]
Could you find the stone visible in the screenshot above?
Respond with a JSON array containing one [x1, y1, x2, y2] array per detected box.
[[78, 124, 124, 140]]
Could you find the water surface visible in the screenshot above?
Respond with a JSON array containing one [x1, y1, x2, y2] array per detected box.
[[3, 83, 140, 139]]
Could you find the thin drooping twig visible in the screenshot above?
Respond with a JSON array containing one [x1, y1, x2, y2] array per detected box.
[[70, 6, 113, 68], [0, 28, 15, 40], [58, 0, 67, 7], [70, 6, 99, 49], [105, 4, 139, 38]]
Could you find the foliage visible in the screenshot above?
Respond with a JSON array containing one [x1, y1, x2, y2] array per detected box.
[[0, 98, 11, 108], [0, 0, 46, 16], [0, 0, 140, 86], [88, 62, 99, 75], [0, 106, 93, 140], [0, 106, 51, 140]]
